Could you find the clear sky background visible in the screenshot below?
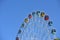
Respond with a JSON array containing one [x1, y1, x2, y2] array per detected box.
[[0, 0, 60, 40]]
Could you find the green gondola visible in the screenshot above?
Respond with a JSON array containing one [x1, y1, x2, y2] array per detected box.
[[21, 23, 24, 28], [48, 21, 53, 26], [51, 29, 56, 34], [32, 12, 35, 16], [18, 29, 21, 34], [36, 11, 40, 16]]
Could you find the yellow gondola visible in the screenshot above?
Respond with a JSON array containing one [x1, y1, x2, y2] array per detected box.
[[24, 18, 29, 23], [40, 12, 45, 17]]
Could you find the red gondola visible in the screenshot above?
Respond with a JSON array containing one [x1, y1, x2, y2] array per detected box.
[[44, 15, 49, 21], [16, 37, 19, 40], [28, 14, 32, 19]]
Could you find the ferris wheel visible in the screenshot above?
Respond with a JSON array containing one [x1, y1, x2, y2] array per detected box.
[[16, 11, 60, 40]]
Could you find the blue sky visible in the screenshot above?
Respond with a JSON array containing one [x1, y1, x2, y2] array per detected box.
[[0, 0, 60, 40]]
